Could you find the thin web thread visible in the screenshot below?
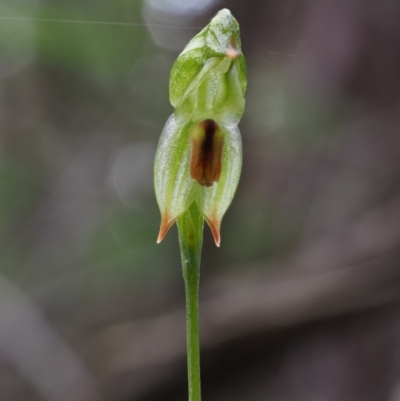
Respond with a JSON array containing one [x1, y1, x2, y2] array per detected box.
[[0, 15, 201, 29], [0, 15, 296, 60]]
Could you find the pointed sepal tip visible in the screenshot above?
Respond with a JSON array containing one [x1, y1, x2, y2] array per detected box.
[[204, 215, 221, 247], [157, 212, 176, 244]]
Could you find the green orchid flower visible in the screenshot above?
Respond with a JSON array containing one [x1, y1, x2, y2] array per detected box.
[[155, 8, 246, 246]]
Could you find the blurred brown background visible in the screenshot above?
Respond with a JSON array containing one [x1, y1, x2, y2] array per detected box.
[[1, 0, 400, 400]]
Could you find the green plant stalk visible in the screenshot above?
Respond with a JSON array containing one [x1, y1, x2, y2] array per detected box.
[[177, 202, 204, 401]]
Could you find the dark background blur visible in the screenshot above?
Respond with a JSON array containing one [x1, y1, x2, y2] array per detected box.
[[1, 0, 400, 400]]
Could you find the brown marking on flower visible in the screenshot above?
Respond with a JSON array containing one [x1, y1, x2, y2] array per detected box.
[[190, 119, 224, 187], [204, 214, 221, 247], [157, 211, 175, 243], [226, 36, 239, 59]]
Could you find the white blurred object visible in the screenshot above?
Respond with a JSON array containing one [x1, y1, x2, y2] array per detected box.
[[146, 0, 216, 15], [143, 0, 219, 50]]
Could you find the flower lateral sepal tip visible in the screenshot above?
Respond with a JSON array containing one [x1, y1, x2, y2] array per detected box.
[[204, 215, 221, 247], [156, 212, 175, 244], [154, 8, 246, 248]]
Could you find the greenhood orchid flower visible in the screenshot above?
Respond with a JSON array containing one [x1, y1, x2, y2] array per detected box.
[[153, 9, 247, 400], [154, 8, 247, 246]]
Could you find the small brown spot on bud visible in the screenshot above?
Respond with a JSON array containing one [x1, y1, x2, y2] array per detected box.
[[226, 48, 239, 59], [190, 119, 224, 187], [226, 35, 239, 59]]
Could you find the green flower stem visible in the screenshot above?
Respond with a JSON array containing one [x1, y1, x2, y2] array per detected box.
[[177, 202, 204, 401]]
